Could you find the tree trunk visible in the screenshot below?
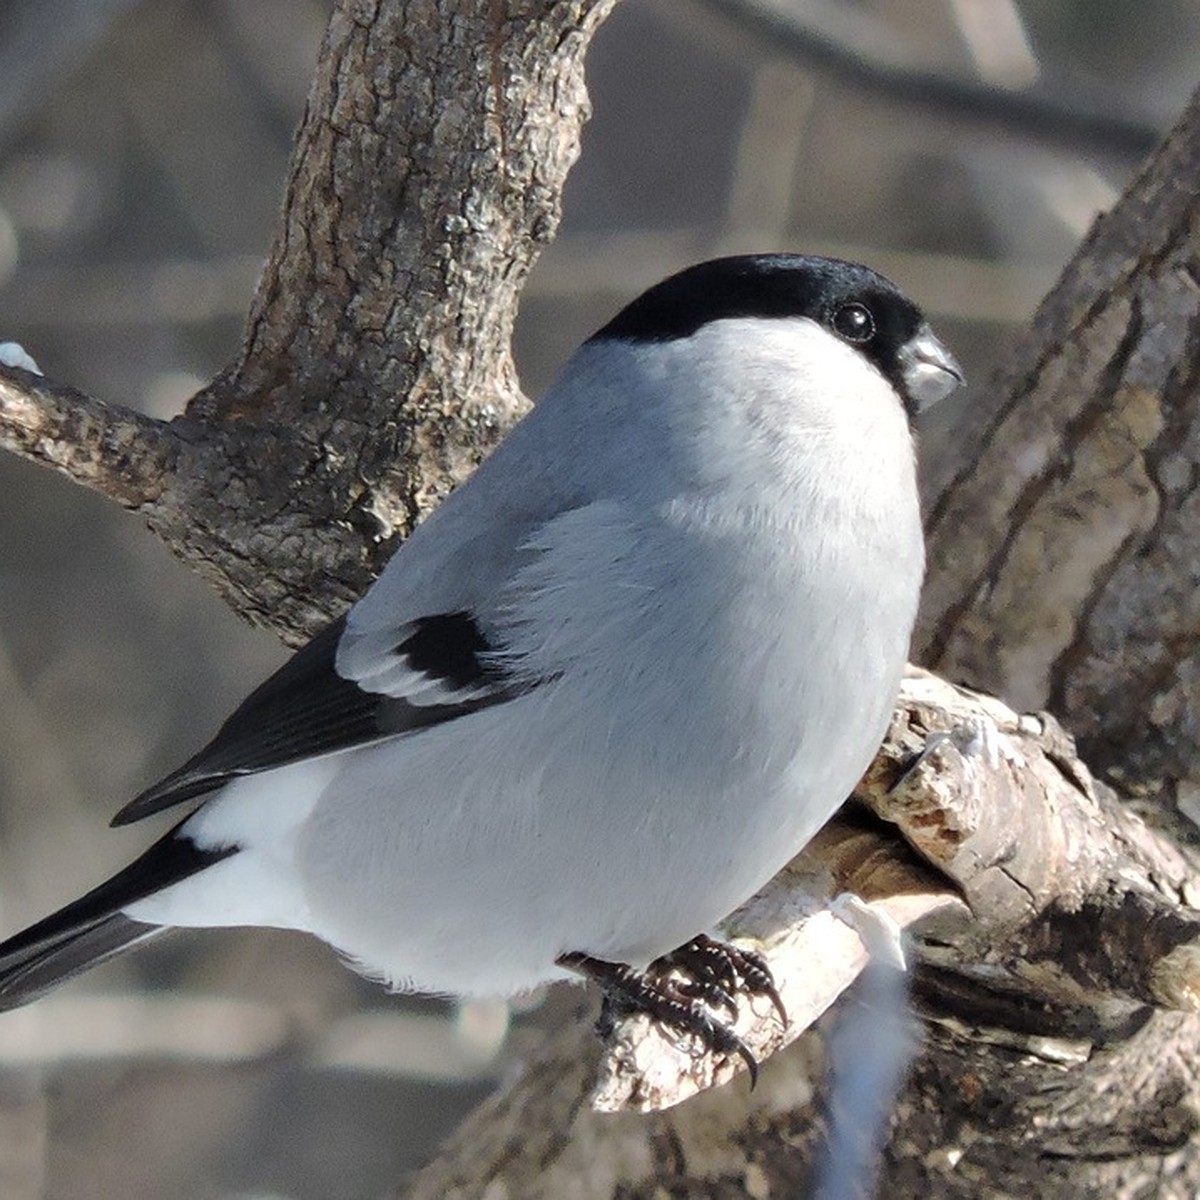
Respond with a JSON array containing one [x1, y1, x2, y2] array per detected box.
[[1, 2, 1198, 1196], [0, 0, 615, 641]]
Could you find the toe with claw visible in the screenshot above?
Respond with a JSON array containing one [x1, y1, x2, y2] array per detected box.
[[558, 935, 787, 1087]]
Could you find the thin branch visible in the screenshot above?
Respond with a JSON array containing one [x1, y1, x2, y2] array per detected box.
[[0, 365, 176, 508], [705, 0, 1162, 160], [591, 813, 960, 1113], [0, 994, 505, 1081]]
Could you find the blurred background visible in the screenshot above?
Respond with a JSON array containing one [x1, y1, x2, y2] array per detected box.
[[0, 0, 1195, 1195]]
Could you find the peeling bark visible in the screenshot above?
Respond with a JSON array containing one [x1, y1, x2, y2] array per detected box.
[[402, 674, 1200, 1197]]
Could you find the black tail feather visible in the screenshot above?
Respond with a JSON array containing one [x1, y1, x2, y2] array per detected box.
[[0, 915, 163, 1012], [0, 824, 236, 1012]]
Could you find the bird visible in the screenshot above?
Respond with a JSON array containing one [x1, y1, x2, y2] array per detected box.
[[0, 254, 961, 1064]]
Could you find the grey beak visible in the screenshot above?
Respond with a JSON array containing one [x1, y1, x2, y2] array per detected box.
[[898, 325, 964, 412]]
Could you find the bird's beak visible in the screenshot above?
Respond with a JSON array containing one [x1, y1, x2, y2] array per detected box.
[[898, 325, 964, 412]]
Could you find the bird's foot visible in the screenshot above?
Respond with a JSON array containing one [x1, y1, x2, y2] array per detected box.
[[661, 934, 787, 1027], [558, 936, 786, 1087]]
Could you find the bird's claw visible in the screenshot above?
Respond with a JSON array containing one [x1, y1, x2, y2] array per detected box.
[[663, 935, 787, 1028], [559, 936, 786, 1088]]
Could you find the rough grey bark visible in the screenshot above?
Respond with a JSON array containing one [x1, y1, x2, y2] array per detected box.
[[2, 1, 1200, 1196], [0, 0, 615, 643]]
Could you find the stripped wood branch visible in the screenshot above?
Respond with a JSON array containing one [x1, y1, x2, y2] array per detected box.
[[454, 670, 1200, 1132], [591, 813, 961, 1113]]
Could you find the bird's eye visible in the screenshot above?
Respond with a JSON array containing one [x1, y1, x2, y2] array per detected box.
[[832, 303, 875, 343]]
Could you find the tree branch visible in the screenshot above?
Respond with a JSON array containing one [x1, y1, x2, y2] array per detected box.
[[705, 0, 1162, 161], [0, 0, 616, 642], [401, 671, 1200, 1193], [0, 365, 175, 508], [918, 84, 1200, 795]]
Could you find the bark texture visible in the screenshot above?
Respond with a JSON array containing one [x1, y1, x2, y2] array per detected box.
[[0, 0, 615, 642], [2, 1, 1200, 1196], [918, 87, 1200, 798]]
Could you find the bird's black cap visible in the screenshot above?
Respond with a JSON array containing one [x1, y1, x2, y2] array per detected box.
[[589, 254, 929, 402]]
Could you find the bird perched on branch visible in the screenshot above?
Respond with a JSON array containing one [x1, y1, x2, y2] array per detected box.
[[0, 255, 961, 1070]]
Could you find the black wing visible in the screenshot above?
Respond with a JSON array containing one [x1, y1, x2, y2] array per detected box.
[[112, 611, 523, 826]]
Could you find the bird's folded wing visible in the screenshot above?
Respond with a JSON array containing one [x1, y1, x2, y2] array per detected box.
[[111, 610, 525, 826], [114, 442, 629, 828]]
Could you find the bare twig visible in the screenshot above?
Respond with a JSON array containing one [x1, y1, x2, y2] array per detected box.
[[706, 0, 1162, 159], [0, 994, 506, 1081], [0, 365, 175, 508]]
